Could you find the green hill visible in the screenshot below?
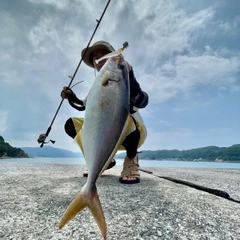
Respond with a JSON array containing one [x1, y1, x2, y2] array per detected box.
[[0, 136, 29, 158], [116, 144, 240, 162], [2, 134, 239, 162]]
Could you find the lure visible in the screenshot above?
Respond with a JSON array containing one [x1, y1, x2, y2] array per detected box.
[[95, 41, 129, 64]]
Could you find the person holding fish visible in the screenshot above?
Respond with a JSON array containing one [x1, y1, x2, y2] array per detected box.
[[61, 40, 148, 184]]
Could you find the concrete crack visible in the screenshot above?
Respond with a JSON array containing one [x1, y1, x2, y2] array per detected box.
[[139, 168, 240, 204]]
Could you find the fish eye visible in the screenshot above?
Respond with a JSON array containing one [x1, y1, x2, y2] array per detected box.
[[117, 63, 124, 69]]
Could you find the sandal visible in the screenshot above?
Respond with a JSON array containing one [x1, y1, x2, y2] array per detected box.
[[83, 159, 116, 177], [119, 155, 140, 184]]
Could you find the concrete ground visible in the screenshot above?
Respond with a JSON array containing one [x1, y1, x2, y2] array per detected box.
[[0, 162, 239, 240]]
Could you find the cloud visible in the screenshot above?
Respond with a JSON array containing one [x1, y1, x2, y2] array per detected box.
[[28, 0, 69, 10], [142, 127, 193, 150], [0, 111, 8, 133], [138, 46, 240, 106], [1, 0, 239, 151], [128, 5, 215, 65], [175, 49, 240, 89]]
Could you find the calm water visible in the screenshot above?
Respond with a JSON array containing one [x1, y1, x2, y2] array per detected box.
[[1, 157, 240, 169]]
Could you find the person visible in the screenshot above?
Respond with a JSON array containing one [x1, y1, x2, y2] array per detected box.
[[61, 40, 148, 184]]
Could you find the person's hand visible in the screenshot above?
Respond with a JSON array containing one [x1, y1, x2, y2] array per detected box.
[[125, 60, 132, 71], [112, 54, 132, 71], [61, 86, 72, 99]]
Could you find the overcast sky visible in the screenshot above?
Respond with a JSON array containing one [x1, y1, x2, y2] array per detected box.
[[0, 0, 239, 153]]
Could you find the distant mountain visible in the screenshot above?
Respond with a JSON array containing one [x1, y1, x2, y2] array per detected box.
[[115, 144, 240, 162], [21, 146, 83, 158], [18, 144, 240, 161]]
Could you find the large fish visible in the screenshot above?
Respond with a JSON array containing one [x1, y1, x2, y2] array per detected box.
[[59, 57, 136, 239]]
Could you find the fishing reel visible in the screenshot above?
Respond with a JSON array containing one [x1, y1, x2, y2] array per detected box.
[[36, 133, 55, 147]]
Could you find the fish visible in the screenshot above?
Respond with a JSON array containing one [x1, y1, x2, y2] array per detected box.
[[59, 56, 134, 239]]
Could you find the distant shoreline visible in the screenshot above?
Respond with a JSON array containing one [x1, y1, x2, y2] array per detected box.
[[1, 157, 240, 170], [1, 156, 240, 163], [0, 156, 32, 159], [140, 159, 240, 163]]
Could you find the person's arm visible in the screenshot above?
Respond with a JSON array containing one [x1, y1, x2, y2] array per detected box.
[[111, 56, 148, 111], [61, 87, 86, 111], [129, 69, 149, 113]]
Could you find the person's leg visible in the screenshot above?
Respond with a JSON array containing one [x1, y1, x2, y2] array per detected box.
[[122, 127, 140, 158], [120, 127, 140, 183]]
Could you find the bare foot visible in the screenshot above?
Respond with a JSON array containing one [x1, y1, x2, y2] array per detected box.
[[121, 176, 138, 181]]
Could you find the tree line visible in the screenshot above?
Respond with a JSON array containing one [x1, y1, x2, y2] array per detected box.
[[139, 144, 240, 162], [0, 136, 29, 158]]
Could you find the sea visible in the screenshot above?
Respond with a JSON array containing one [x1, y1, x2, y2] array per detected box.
[[0, 157, 240, 169]]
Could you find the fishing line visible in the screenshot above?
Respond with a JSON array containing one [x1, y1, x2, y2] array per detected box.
[[37, 0, 112, 148], [139, 168, 240, 203], [70, 80, 84, 89]]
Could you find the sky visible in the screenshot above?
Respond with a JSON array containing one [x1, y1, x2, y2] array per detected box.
[[0, 0, 240, 153]]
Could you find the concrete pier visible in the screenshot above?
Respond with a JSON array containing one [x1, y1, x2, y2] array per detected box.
[[0, 162, 239, 240]]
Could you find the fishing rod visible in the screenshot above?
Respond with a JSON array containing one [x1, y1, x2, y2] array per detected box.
[[37, 0, 112, 148]]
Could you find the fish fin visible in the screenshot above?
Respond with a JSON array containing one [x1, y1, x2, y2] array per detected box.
[[58, 189, 86, 230], [59, 185, 107, 240], [99, 114, 136, 177], [88, 190, 107, 239], [75, 129, 84, 155]]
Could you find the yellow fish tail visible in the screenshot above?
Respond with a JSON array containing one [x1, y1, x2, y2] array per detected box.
[[59, 185, 107, 240]]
